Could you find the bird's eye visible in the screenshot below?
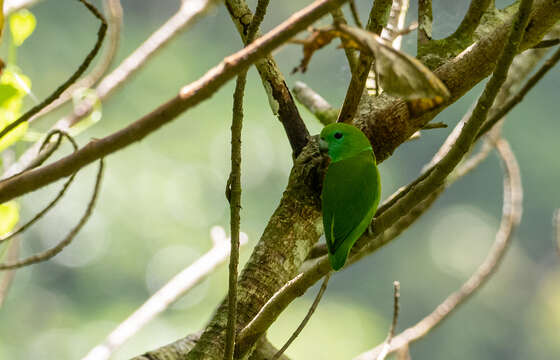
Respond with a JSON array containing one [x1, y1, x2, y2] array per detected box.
[[334, 132, 343, 139]]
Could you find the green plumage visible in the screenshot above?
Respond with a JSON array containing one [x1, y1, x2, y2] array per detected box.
[[319, 123, 381, 270]]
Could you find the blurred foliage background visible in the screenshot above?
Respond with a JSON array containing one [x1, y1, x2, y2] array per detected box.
[[0, 0, 558, 359]]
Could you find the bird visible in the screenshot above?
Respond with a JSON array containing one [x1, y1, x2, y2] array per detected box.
[[319, 123, 381, 270]]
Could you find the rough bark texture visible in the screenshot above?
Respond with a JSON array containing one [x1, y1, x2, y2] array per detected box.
[[134, 1, 560, 359], [185, 144, 326, 359]]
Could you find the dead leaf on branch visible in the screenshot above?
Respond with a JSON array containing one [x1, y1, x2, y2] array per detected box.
[[291, 24, 450, 114]]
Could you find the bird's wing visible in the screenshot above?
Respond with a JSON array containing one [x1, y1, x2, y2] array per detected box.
[[322, 150, 380, 253]]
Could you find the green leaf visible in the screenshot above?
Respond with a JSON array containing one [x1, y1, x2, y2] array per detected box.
[[9, 9, 36, 47], [1, 67, 31, 99], [0, 201, 19, 236], [0, 84, 18, 106], [0, 68, 31, 151]]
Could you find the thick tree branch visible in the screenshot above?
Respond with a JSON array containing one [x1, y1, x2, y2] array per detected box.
[[133, 2, 559, 358], [355, 0, 559, 163], [0, 0, 351, 204], [232, 2, 539, 350]]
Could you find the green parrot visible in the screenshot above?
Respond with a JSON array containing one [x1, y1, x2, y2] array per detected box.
[[319, 123, 381, 270]]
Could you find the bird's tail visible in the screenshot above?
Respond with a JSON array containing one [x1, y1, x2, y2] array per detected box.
[[328, 242, 352, 271]]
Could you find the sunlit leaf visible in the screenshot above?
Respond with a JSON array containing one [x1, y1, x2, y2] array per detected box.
[[0, 201, 19, 236], [0, 84, 19, 106], [9, 9, 36, 47], [1, 67, 31, 98]]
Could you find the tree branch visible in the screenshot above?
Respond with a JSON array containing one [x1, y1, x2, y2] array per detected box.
[[293, 81, 337, 125], [271, 273, 330, 360], [452, 0, 492, 41], [476, 45, 560, 138], [2, 0, 219, 180], [0, 0, 107, 140], [225, 0, 310, 157], [233, 2, 539, 349], [30, 0, 123, 122], [0, 159, 104, 270], [0, 0, 352, 204], [354, 138, 523, 359], [376, 281, 401, 360], [0, 131, 77, 244], [81, 227, 248, 360], [225, 1, 270, 358]]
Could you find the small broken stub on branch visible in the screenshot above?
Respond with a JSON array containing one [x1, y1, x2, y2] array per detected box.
[[290, 24, 450, 115]]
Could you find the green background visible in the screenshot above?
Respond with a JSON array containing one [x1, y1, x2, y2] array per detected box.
[[1, 0, 559, 359]]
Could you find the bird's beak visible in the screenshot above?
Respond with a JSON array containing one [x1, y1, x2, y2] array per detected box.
[[319, 138, 329, 153]]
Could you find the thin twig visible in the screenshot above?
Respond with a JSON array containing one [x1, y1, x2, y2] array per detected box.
[[376, 281, 401, 360], [349, 0, 363, 28], [354, 138, 523, 359], [533, 38, 560, 48], [224, 75, 245, 360], [0, 0, 107, 140], [81, 227, 248, 360], [2, 0, 218, 180], [30, 0, 123, 122], [476, 46, 560, 139], [224, 2, 270, 358], [225, 0, 310, 157], [271, 273, 331, 360], [0, 159, 104, 270], [421, 122, 447, 129], [0, 131, 78, 244], [0, 0, 351, 204]]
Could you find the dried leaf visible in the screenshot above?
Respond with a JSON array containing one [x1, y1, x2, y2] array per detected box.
[[336, 24, 450, 100], [291, 28, 339, 73]]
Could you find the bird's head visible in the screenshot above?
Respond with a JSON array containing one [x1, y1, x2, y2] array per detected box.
[[319, 123, 373, 162]]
